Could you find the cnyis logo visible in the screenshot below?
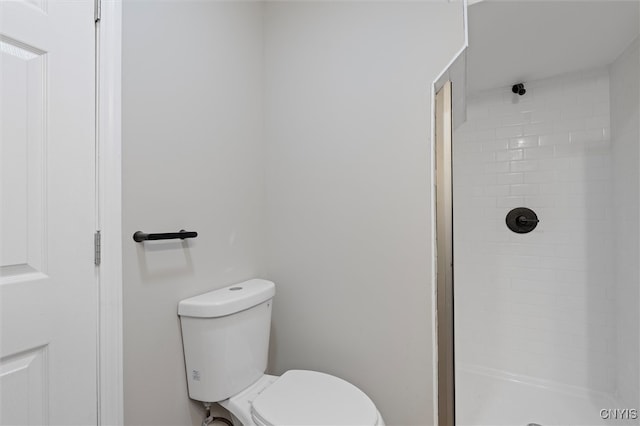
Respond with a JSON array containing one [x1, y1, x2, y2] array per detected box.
[[192, 370, 201, 381], [600, 409, 638, 420]]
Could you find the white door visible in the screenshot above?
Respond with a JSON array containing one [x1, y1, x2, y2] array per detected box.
[[0, 0, 97, 424]]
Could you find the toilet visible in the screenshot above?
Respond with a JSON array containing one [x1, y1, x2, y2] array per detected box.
[[178, 279, 385, 426]]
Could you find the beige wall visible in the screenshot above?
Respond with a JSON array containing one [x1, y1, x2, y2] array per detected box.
[[122, 1, 265, 424], [123, 1, 465, 425], [264, 2, 465, 424]]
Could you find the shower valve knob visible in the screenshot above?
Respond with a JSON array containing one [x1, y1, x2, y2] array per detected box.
[[506, 207, 539, 234], [516, 216, 539, 225]]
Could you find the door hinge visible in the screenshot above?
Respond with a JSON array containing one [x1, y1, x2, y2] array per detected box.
[[94, 231, 101, 266], [94, 0, 101, 22]]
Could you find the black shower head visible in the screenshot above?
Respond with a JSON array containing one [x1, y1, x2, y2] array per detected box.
[[512, 83, 526, 96]]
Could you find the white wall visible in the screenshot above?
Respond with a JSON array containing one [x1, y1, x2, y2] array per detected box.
[[122, 2, 265, 424], [264, 2, 465, 424], [610, 36, 639, 408], [122, 2, 466, 424], [453, 68, 615, 392]]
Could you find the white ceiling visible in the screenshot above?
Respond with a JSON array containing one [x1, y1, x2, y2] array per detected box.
[[467, 1, 640, 94]]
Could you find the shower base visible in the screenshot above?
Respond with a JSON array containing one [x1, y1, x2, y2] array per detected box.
[[456, 365, 637, 426]]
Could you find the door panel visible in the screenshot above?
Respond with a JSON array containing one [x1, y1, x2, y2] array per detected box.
[[0, 346, 47, 425], [0, 0, 97, 424], [1, 36, 46, 278]]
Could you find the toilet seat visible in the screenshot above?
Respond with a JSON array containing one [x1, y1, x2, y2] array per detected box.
[[250, 370, 379, 426]]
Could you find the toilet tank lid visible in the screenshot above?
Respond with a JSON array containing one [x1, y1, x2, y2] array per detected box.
[[178, 279, 275, 318]]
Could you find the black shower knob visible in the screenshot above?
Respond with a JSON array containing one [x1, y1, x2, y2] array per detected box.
[[506, 207, 539, 233]]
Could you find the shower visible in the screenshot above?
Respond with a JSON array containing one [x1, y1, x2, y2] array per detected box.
[[511, 83, 526, 96], [447, 1, 640, 425]]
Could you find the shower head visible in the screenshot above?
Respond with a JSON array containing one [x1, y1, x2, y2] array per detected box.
[[512, 83, 526, 96]]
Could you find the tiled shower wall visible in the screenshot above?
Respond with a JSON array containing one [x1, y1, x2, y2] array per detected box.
[[453, 68, 614, 393]]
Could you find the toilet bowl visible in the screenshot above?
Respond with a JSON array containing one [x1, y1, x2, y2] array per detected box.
[[178, 279, 385, 426]]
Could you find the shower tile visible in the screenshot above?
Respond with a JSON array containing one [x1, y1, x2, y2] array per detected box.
[[531, 108, 561, 124], [536, 158, 558, 172], [539, 132, 569, 146], [585, 114, 610, 130], [455, 140, 483, 153], [454, 66, 615, 394], [475, 173, 498, 185], [475, 117, 502, 130], [594, 101, 610, 116], [510, 160, 538, 172], [482, 138, 510, 151], [586, 141, 611, 156], [496, 149, 523, 162], [553, 117, 586, 132], [510, 184, 539, 196], [496, 172, 524, 185], [496, 125, 524, 138], [561, 102, 594, 120], [466, 108, 489, 122], [496, 196, 525, 208], [477, 151, 497, 162], [457, 128, 495, 143], [556, 168, 585, 182], [508, 136, 538, 149], [524, 195, 557, 208], [501, 112, 532, 127], [524, 146, 555, 160], [484, 185, 510, 197], [524, 122, 553, 136], [484, 161, 510, 173], [523, 171, 555, 183], [569, 129, 605, 144], [554, 143, 586, 157]]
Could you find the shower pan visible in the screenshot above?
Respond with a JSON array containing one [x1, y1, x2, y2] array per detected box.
[[439, 1, 640, 425]]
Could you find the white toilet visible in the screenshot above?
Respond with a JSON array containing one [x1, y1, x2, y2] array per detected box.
[[178, 279, 385, 426]]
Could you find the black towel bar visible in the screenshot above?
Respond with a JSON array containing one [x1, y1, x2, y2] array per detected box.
[[133, 230, 197, 242]]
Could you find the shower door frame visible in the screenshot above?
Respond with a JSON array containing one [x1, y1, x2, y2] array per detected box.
[[435, 80, 455, 426]]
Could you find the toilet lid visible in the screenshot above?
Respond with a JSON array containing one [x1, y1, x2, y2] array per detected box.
[[251, 370, 379, 426]]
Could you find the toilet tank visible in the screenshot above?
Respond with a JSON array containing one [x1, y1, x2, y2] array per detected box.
[[178, 279, 275, 402]]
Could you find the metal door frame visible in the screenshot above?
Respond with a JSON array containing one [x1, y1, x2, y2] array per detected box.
[[435, 80, 455, 426]]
